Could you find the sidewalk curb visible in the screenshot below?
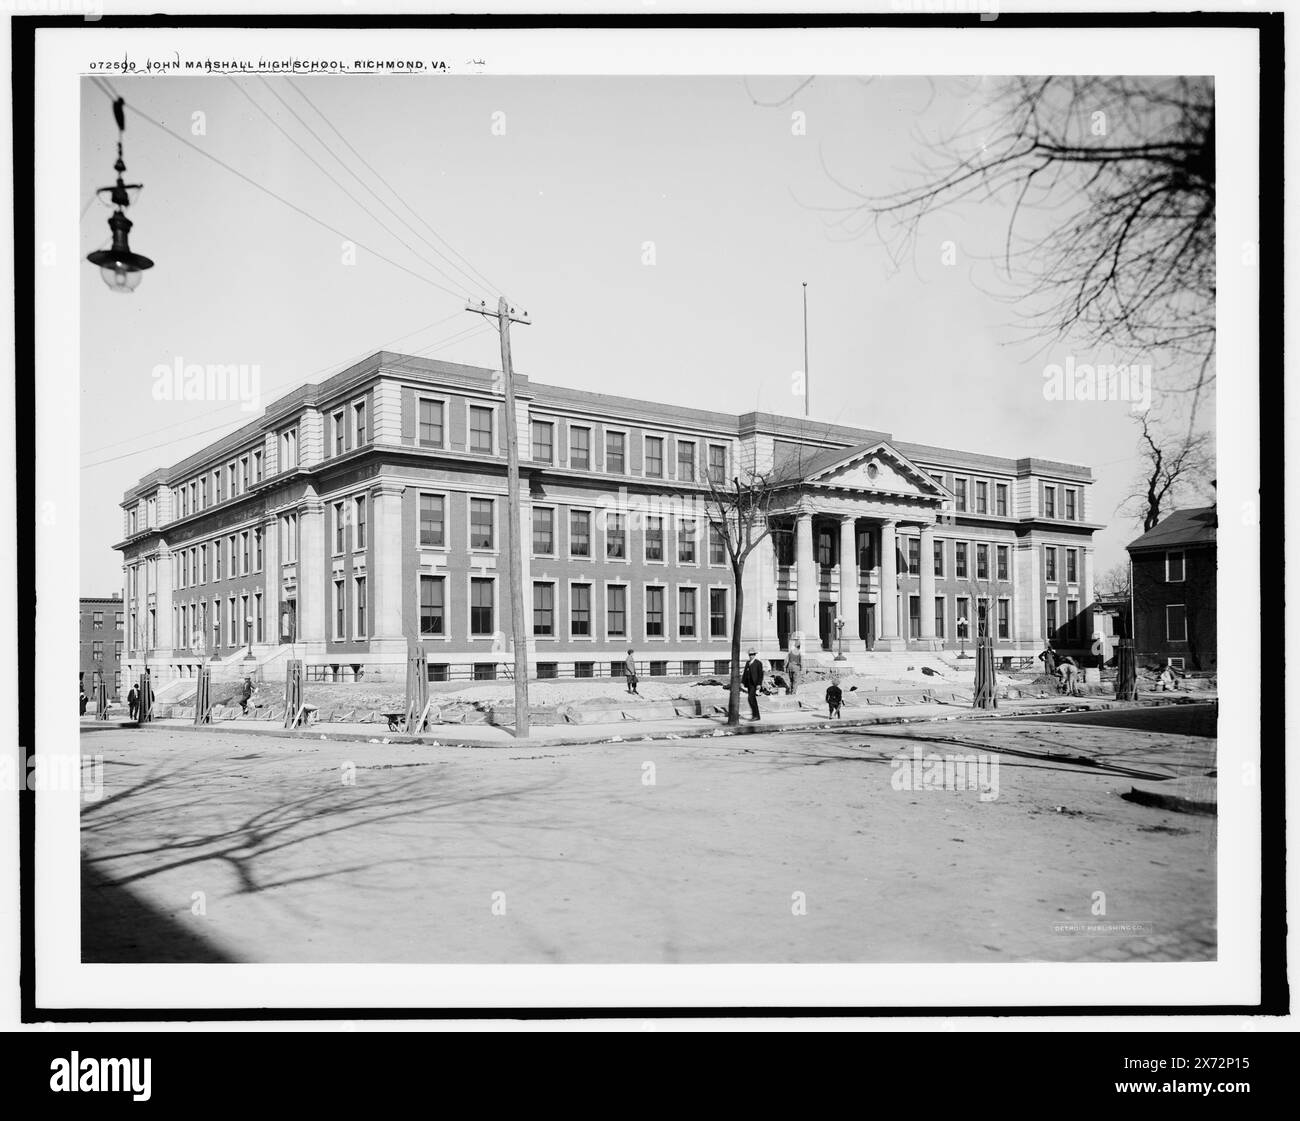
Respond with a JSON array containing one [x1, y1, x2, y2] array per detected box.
[[80, 696, 1210, 749]]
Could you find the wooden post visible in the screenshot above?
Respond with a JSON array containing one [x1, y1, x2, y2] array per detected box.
[[137, 671, 153, 724], [93, 672, 107, 719], [284, 659, 305, 729], [195, 664, 212, 725], [405, 644, 429, 733], [1115, 638, 1138, 701], [973, 634, 997, 709], [466, 297, 532, 738]]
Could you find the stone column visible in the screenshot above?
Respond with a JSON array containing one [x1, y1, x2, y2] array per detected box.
[[296, 492, 326, 654], [837, 515, 857, 649], [370, 484, 408, 665], [918, 522, 938, 649], [875, 520, 906, 650], [795, 509, 817, 646]]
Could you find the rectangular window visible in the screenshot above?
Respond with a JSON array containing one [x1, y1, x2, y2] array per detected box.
[[645, 436, 664, 477], [713, 659, 731, 676], [333, 411, 346, 456], [280, 428, 298, 470], [976, 481, 988, 514], [574, 662, 594, 679], [252, 450, 263, 483], [92, 640, 103, 661], [1045, 546, 1057, 582], [606, 585, 627, 637], [645, 586, 665, 637], [976, 543, 989, 581], [1166, 605, 1187, 642], [353, 400, 367, 446], [645, 516, 664, 562], [934, 598, 946, 639], [777, 529, 795, 566], [532, 507, 555, 555], [606, 513, 625, 558], [533, 582, 554, 636], [1045, 599, 1058, 637], [1044, 486, 1057, 518], [531, 420, 553, 463], [569, 426, 590, 469], [907, 537, 920, 576], [470, 498, 494, 549], [678, 519, 697, 564], [92, 610, 104, 629], [998, 598, 1010, 640], [353, 496, 366, 550], [1065, 489, 1077, 521], [996, 482, 1008, 517], [817, 529, 835, 567], [679, 588, 697, 637], [354, 576, 367, 637], [470, 578, 494, 636], [428, 663, 449, 682], [419, 494, 445, 548], [956, 597, 970, 637], [254, 529, 263, 572], [954, 478, 968, 512], [334, 579, 345, 639], [707, 444, 727, 485], [115, 612, 123, 629], [469, 405, 494, 453], [334, 503, 345, 554], [1066, 548, 1078, 583], [571, 583, 592, 637], [996, 544, 1009, 582], [605, 431, 626, 473], [241, 531, 250, 574], [1166, 551, 1185, 582], [931, 539, 944, 577], [955, 542, 968, 579], [709, 588, 728, 637], [569, 510, 591, 557], [682, 660, 700, 677], [473, 664, 496, 682], [537, 663, 558, 680], [908, 595, 921, 639], [676, 440, 696, 481], [419, 575, 445, 636], [419, 399, 445, 447], [214, 541, 222, 581], [709, 524, 726, 565]]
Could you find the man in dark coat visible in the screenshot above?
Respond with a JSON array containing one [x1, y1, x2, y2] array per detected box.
[[741, 648, 764, 721], [127, 685, 139, 721], [785, 637, 803, 695]]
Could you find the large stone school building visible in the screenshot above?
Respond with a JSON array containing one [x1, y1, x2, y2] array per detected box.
[[115, 352, 1101, 686]]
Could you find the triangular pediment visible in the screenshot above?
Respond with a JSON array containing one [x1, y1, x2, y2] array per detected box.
[[803, 441, 949, 503]]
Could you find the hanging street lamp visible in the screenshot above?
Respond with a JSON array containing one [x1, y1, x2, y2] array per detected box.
[[86, 97, 154, 293]]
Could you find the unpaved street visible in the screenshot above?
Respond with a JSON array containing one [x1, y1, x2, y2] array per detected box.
[[80, 712, 1216, 963]]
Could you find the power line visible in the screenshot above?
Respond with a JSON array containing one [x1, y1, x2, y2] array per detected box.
[[81, 311, 467, 459], [86, 77, 470, 301], [287, 77, 504, 299], [79, 323, 492, 470], [228, 78, 487, 300], [262, 78, 494, 299]]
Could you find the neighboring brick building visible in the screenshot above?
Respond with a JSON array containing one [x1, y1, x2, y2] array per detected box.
[[1127, 506, 1217, 671], [115, 352, 1103, 682], [79, 594, 125, 696]]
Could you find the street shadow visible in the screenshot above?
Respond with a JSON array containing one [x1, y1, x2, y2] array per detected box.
[[81, 858, 235, 963]]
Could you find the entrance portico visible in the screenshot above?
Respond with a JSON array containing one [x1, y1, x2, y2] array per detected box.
[[751, 440, 951, 655]]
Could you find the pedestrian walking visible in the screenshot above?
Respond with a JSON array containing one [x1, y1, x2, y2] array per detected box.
[[785, 637, 803, 695], [239, 675, 255, 714], [741, 648, 764, 721], [126, 685, 139, 721], [825, 680, 843, 719], [624, 648, 639, 695]]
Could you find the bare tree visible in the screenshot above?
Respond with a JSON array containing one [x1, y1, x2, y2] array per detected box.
[[811, 76, 1216, 428], [1097, 562, 1132, 599], [702, 467, 784, 725], [1126, 411, 1214, 531]]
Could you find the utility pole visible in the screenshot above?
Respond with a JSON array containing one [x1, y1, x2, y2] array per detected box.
[[466, 296, 532, 738], [802, 281, 809, 418]]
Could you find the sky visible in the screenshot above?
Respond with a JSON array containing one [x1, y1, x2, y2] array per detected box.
[[79, 73, 1209, 594]]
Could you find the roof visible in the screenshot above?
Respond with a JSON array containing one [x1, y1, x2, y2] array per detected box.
[[1127, 506, 1217, 551]]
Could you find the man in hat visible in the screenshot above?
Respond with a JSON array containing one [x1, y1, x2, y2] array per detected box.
[[624, 648, 639, 696], [741, 648, 764, 721], [785, 636, 803, 695]]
